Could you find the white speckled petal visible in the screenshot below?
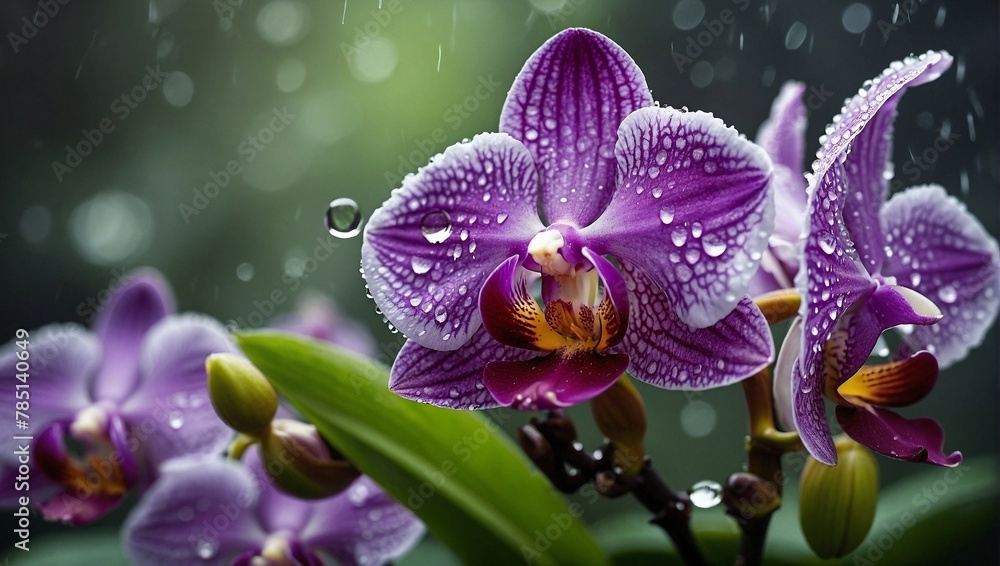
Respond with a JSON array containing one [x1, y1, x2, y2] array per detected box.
[[881, 185, 1000, 368], [362, 133, 545, 351], [583, 107, 774, 329]]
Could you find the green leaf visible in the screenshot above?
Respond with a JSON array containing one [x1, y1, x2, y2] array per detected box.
[[237, 331, 606, 566]]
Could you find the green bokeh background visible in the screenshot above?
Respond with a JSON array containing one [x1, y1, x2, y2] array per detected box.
[[2, 0, 997, 563]]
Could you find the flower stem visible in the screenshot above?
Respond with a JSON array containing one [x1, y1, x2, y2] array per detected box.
[[518, 412, 708, 566]]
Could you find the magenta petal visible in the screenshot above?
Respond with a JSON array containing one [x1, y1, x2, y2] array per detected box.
[[479, 255, 551, 352], [812, 51, 952, 274], [836, 406, 962, 467], [362, 133, 545, 351], [120, 314, 236, 468], [881, 185, 1000, 368], [795, 164, 878, 466], [583, 107, 773, 329], [619, 264, 773, 389], [483, 350, 629, 411], [583, 248, 630, 350], [838, 284, 942, 382], [300, 477, 425, 566], [122, 457, 266, 565], [38, 491, 123, 526], [389, 328, 536, 410], [500, 28, 652, 226], [92, 269, 174, 403]]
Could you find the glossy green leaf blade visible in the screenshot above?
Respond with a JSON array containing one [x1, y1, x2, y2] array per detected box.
[[237, 331, 606, 566]]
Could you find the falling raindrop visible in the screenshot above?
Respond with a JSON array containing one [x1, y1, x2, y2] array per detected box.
[[420, 210, 452, 243], [784, 22, 808, 50], [689, 480, 723, 508], [325, 198, 363, 238], [236, 263, 255, 282]]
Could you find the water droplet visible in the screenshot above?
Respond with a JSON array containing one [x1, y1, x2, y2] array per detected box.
[[420, 210, 452, 244], [496, 213, 508, 224], [937, 285, 957, 304], [671, 228, 688, 247], [168, 411, 184, 430], [689, 480, 723, 508], [691, 222, 703, 238], [411, 256, 433, 274], [196, 540, 218, 559], [434, 304, 448, 323], [325, 198, 363, 238], [525, 129, 539, 141], [659, 207, 675, 225], [701, 234, 726, 257], [177, 506, 195, 522], [817, 232, 837, 254], [448, 387, 461, 399]]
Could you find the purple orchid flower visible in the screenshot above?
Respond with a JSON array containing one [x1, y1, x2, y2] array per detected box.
[[361, 28, 775, 411], [123, 449, 424, 566], [0, 269, 235, 524], [271, 291, 377, 357], [749, 81, 808, 296], [782, 51, 1000, 466]]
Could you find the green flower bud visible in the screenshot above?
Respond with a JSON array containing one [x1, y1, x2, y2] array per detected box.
[[799, 435, 879, 559], [206, 353, 278, 437], [589, 375, 647, 476], [259, 419, 360, 499]]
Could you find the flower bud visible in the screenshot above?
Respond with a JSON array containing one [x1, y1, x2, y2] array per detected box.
[[206, 353, 278, 437], [799, 435, 879, 559], [589, 375, 646, 476], [259, 419, 360, 499]]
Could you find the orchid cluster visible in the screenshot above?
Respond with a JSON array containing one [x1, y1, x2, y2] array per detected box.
[[3, 26, 997, 566]]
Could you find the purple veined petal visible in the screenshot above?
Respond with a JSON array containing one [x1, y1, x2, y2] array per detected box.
[[499, 28, 653, 226], [811, 51, 952, 275], [836, 284, 942, 383], [617, 263, 773, 389], [772, 316, 802, 432], [756, 82, 808, 245], [362, 133, 545, 351], [92, 269, 175, 404], [836, 405, 962, 467], [120, 314, 236, 469], [479, 255, 570, 352], [122, 457, 267, 566], [0, 324, 98, 463], [582, 248, 630, 352], [583, 107, 774, 329], [300, 477, 425, 566], [748, 247, 797, 297], [880, 185, 1000, 368], [389, 327, 536, 410], [795, 163, 878, 466], [483, 349, 629, 411]]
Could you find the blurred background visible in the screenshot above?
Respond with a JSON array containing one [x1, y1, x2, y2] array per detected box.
[[1, 0, 997, 563]]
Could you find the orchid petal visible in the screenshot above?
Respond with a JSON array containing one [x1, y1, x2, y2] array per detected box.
[[362, 133, 544, 351], [756, 81, 808, 245], [0, 324, 97, 462], [583, 248, 630, 352], [837, 351, 938, 408], [120, 314, 236, 468], [92, 270, 174, 403], [122, 457, 266, 565], [813, 51, 952, 274], [583, 107, 774, 329], [479, 255, 570, 352], [389, 327, 535, 410], [301, 477, 425, 566], [773, 317, 802, 432], [881, 185, 1000, 367], [619, 263, 773, 389], [836, 284, 942, 383], [795, 164, 878, 466], [483, 350, 629, 411], [500, 28, 652, 226], [836, 405, 962, 467]]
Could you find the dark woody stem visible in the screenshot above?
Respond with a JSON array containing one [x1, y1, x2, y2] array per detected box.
[[518, 411, 709, 566], [726, 367, 803, 566]]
